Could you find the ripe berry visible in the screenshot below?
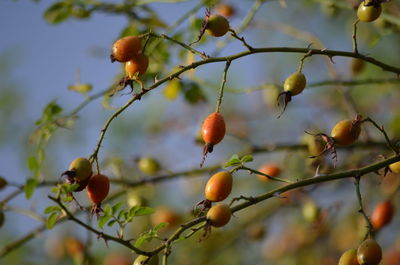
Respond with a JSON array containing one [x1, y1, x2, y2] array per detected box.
[[278, 71, 306, 117], [0, 177, 7, 190], [257, 163, 281, 182], [389, 161, 400, 173], [133, 255, 159, 265], [111, 36, 142, 63], [125, 53, 149, 78], [207, 203, 231, 227], [350, 58, 365, 76], [371, 200, 394, 230], [86, 174, 110, 213], [64, 236, 85, 257], [206, 15, 230, 37], [216, 3, 236, 18], [137, 157, 161, 175], [151, 207, 181, 230], [357, 1, 382, 22], [338, 248, 359, 265], [331, 119, 361, 146], [200, 112, 226, 167], [357, 238, 382, 265], [205, 171, 233, 202], [104, 253, 131, 265]]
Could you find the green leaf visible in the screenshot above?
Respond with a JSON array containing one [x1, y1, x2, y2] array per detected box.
[[154, 222, 168, 232], [46, 212, 59, 229], [224, 154, 242, 167], [132, 207, 154, 217], [241, 155, 254, 163], [134, 234, 149, 248], [111, 202, 124, 215], [43, 2, 72, 24], [24, 178, 37, 199], [117, 209, 127, 220], [27, 156, 40, 172], [104, 204, 112, 216], [44, 206, 61, 214], [64, 183, 80, 193], [107, 219, 118, 227], [98, 215, 112, 229]]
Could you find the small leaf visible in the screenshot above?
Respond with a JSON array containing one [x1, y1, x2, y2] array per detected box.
[[241, 155, 254, 163], [104, 204, 112, 216], [27, 156, 40, 172], [117, 209, 127, 220], [107, 219, 118, 227], [133, 207, 155, 217], [154, 222, 168, 232], [111, 202, 124, 215], [44, 206, 61, 214], [24, 178, 37, 199], [46, 212, 59, 229], [43, 2, 72, 24], [134, 234, 148, 248], [98, 215, 112, 229], [65, 183, 80, 193], [68, 83, 92, 94]]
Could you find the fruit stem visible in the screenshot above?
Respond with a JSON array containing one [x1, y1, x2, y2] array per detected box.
[[354, 175, 374, 239], [352, 19, 360, 54], [215, 61, 231, 113]]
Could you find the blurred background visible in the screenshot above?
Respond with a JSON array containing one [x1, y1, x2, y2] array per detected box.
[[0, 0, 400, 264]]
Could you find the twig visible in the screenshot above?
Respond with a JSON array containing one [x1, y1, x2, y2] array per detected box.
[[362, 117, 399, 154], [352, 19, 360, 54], [233, 165, 293, 184], [354, 175, 373, 239], [48, 196, 150, 255], [215, 61, 231, 113]]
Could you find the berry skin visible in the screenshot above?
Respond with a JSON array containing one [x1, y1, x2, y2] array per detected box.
[[133, 255, 159, 265], [278, 71, 306, 117], [371, 200, 394, 230], [284, 72, 306, 96], [67, 157, 92, 181], [206, 15, 230, 37], [216, 3, 236, 18], [331, 119, 361, 146], [201, 112, 226, 145], [86, 174, 110, 205], [151, 207, 181, 230], [389, 161, 400, 173], [111, 36, 142, 63], [64, 236, 85, 257], [357, 238, 382, 265], [257, 163, 281, 182], [338, 249, 359, 265], [357, 2, 382, 22], [200, 112, 226, 167], [205, 171, 233, 202], [137, 157, 161, 175], [125, 53, 149, 78], [207, 203, 231, 227]]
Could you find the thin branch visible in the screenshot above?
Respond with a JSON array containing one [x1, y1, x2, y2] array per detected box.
[[352, 19, 360, 54], [362, 117, 399, 154], [354, 175, 373, 239], [89, 47, 400, 163], [48, 196, 150, 255], [234, 165, 293, 184], [215, 61, 231, 113]]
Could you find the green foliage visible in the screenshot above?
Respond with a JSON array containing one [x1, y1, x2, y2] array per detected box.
[[134, 222, 167, 248], [224, 154, 253, 168]]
